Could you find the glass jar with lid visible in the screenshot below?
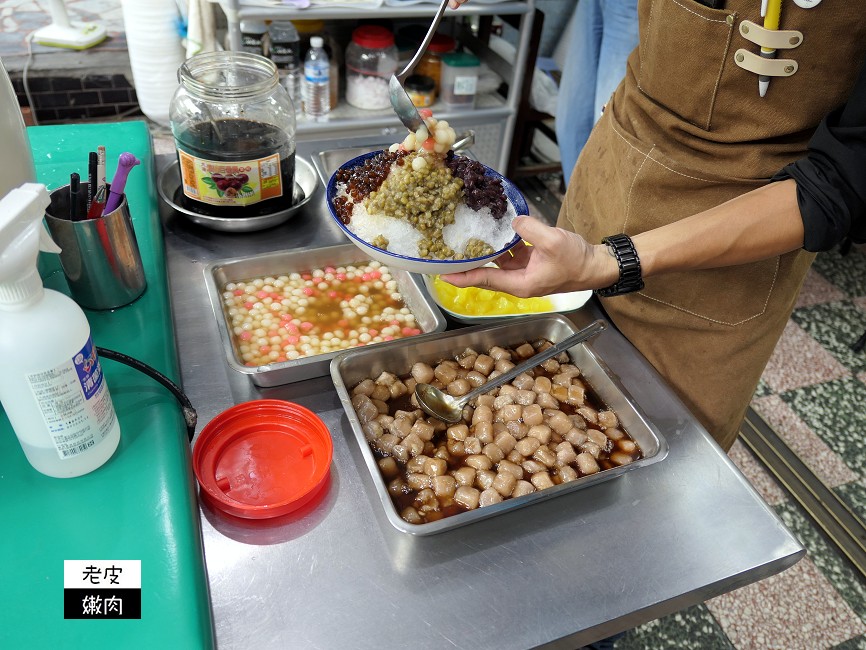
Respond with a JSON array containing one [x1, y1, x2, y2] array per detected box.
[[345, 25, 398, 110], [170, 51, 297, 218], [405, 74, 435, 108], [440, 51, 480, 109], [414, 33, 455, 97]]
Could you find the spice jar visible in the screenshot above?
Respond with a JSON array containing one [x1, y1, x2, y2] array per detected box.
[[239, 19, 268, 57], [440, 51, 480, 109], [345, 25, 398, 110], [405, 74, 435, 108], [169, 51, 297, 218], [268, 21, 302, 106], [414, 33, 455, 97]]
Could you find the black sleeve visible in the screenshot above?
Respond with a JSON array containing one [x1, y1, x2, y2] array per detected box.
[[773, 58, 866, 252]]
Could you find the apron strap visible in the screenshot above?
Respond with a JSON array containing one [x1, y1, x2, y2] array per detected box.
[[735, 49, 798, 78], [739, 20, 803, 50]]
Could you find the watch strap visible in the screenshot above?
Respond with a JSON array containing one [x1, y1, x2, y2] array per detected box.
[[596, 233, 644, 297]]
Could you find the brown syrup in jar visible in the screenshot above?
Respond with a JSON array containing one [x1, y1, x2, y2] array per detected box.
[[174, 118, 296, 218]]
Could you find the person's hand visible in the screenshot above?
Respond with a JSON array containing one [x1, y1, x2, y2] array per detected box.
[[440, 216, 620, 298], [448, 0, 469, 8]]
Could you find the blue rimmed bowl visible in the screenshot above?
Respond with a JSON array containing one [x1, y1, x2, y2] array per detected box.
[[326, 151, 525, 275]]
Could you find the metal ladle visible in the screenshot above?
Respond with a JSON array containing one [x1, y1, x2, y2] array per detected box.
[[415, 320, 607, 423], [388, 0, 451, 132]]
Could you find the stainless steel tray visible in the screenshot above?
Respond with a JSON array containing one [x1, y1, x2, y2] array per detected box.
[[204, 243, 447, 387], [331, 314, 669, 535]]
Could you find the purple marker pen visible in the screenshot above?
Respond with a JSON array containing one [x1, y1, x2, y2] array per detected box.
[[102, 152, 141, 216]]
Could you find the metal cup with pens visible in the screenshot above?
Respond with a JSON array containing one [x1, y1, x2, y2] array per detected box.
[[44, 175, 147, 311]]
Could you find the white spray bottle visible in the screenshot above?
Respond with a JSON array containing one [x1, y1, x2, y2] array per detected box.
[[0, 183, 120, 478]]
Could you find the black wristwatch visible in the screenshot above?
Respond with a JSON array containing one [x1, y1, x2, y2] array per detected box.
[[595, 233, 644, 297]]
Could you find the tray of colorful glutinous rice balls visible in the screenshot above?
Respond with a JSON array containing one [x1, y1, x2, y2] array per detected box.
[[330, 314, 669, 535], [204, 243, 448, 387]]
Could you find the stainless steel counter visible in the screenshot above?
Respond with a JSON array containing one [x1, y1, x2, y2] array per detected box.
[[157, 137, 804, 650]]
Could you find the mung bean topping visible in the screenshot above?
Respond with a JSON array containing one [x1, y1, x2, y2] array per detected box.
[[334, 112, 513, 260]]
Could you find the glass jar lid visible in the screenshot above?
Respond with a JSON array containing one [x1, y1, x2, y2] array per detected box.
[[442, 52, 480, 67], [428, 34, 456, 54], [405, 74, 435, 92]]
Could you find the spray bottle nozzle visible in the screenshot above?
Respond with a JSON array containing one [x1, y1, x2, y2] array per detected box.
[[0, 183, 62, 306], [0, 182, 58, 251]]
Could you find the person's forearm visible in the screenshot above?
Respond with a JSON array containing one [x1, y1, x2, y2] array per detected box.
[[632, 179, 805, 278]]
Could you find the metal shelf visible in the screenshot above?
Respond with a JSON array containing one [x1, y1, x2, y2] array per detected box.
[[216, 1, 532, 38], [295, 93, 509, 136], [212, 0, 536, 171]]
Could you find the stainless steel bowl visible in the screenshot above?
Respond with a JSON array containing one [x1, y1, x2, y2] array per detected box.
[[157, 155, 319, 233]]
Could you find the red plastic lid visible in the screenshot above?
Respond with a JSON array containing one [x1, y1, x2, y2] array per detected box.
[[193, 400, 333, 519], [428, 33, 456, 54], [352, 25, 395, 49]]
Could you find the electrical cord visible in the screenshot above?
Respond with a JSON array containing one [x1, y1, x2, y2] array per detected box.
[[22, 31, 39, 127], [97, 347, 197, 441]]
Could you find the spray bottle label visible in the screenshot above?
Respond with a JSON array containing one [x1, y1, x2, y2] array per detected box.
[[26, 337, 117, 459]]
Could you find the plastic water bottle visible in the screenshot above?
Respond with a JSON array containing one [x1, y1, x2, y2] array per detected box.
[[303, 36, 330, 122]]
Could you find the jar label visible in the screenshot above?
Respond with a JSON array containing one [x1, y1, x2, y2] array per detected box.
[[453, 75, 478, 96], [270, 43, 300, 68], [26, 337, 117, 460], [241, 34, 265, 53], [407, 89, 435, 108], [178, 150, 283, 206]]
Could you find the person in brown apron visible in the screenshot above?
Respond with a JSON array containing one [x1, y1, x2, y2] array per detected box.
[[445, 0, 866, 451]]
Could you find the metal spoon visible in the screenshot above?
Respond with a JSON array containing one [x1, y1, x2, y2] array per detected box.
[[452, 129, 474, 152], [415, 320, 607, 423], [388, 0, 451, 132]]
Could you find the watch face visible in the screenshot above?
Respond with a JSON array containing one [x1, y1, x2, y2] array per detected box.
[[793, 0, 821, 7]]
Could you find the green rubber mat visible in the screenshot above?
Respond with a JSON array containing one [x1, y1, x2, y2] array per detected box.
[[0, 121, 213, 649]]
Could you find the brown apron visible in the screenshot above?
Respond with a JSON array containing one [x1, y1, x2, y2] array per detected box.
[[558, 0, 866, 451]]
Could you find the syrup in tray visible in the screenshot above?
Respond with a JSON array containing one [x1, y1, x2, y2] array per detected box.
[[370, 339, 644, 520]]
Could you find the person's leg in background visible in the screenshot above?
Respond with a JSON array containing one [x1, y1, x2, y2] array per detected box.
[[555, 0, 602, 184], [555, 0, 639, 186]]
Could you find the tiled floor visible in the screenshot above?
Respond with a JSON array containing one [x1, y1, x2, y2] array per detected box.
[[622, 247, 866, 649]]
